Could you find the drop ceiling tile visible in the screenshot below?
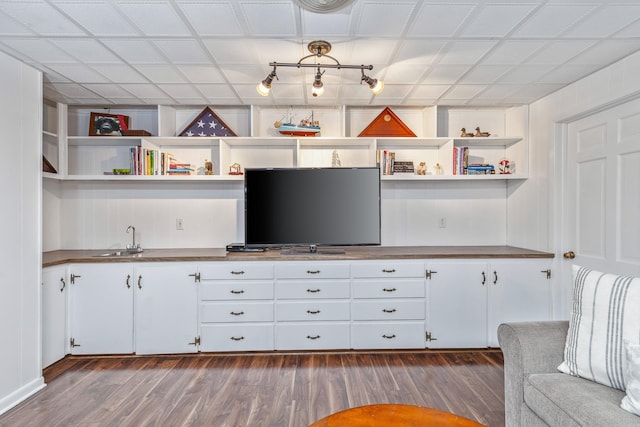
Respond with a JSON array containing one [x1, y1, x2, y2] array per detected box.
[[195, 84, 239, 99], [525, 40, 597, 65], [82, 83, 137, 99], [120, 84, 172, 99], [383, 63, 428, 84], [439, 84, 486, 101], [407, 3, 475, 37], [511, 4, 597, 38], [536, 64, 599, 85], [176, 65, 226, 84], [355, 2, 415, 36], [114, 1, 191, 36], [89, 64, 149, 83], [423, 65, 471, 84], [615, 17, 640, 37], [438, 41, 497, 65], [55, 1, 139, 36], [152, 40, 211, 64], [105, 40, 167, 64], [496, 65, 556, 84], [394, 40, 447, 65], [134, 65, 187, 83], [158, 84, 203, 99], [172, 97, 209, 105], [177, 1, 243, 36], [472, 85, 519, 100], [0, 10, 35, 35], [46, 63, 112, 83], [253, 39, 303, 65], [50, 39, 121, 63], [341, 83, 376, 100], [203, 39, 259, 64], [0, 39, 74, 62], [221, 64, 266, 84], [507, 83, 564, 102], [0, 1, 85, 36], [480, 41, 545, 65], [459, 66, 510, 84], [565, 5, 640, 38], [47, 82, 108, 98], [345, 39, 397, 65], [239, 1, 297, 36], [407, 85, 449, 99], [568, 40, 640, 66], [301, 9, 351, 36], [460, 4, 537, 37]]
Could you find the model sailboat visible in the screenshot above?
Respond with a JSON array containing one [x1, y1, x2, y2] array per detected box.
[[274, 109, 320, 136]]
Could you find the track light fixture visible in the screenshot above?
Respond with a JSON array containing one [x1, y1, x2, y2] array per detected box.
[[257, 40, 384, 97]]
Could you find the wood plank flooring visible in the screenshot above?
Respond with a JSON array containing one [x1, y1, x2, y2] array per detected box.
[[0, 350, 505, 427]]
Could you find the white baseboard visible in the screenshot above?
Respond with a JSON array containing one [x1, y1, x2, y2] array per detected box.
[[0, 377, 46, 416]]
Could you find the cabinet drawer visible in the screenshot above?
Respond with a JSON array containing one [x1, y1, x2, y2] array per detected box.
[[276, 301, 350, 321], [351, 322, 425, 349], [275, 323, 350, 350], [275, 262, 349, 279], [352, 279, 425, 298], [352, 300, 425, 321], [275, 280, 349, 299], [201, 301, 274, 323], [199, 262, 274, 280], [201, 281, 273, 300], [200, 324, 274, 352], [351, 262, 424, 278]]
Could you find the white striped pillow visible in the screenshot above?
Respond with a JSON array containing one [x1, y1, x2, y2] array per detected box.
[[558, 265, 640, 390]]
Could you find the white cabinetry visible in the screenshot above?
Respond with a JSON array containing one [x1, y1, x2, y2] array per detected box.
[[134, 263, 199, 354], [351, 261, 426, 349], [68, 262, 199, 355], [425, 259, 552, 348], [275, 262, 350, 350], [68, 263, 134, 354], [42, 266, 68, 368], [199, 262, 275, 352]]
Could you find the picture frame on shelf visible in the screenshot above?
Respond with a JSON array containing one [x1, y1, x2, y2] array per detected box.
[[89, 112, 129, 136]]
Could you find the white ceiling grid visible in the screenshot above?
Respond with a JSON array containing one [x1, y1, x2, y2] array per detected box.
[[0, 0, 638, 107]]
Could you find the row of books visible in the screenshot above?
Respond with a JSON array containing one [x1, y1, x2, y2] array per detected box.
[[452, 146, 495, 175], [377, 149, 396, 175], [129, 147, 193, 175]]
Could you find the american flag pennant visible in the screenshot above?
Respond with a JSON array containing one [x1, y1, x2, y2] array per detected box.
[[178, 106, 237, 137]]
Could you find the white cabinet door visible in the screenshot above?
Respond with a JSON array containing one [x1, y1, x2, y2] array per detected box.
[[426, 261, 488, 348], [135, 263, 198, 354], [69, 263, 134, 354], [42, 266, 68, 368], [487, 260, 552, 347]]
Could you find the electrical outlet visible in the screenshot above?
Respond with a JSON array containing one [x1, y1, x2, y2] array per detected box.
[[176, 219, 184, 230], [439, 217, 447, 228]]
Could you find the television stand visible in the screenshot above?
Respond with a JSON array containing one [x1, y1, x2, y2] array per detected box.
[[281, 245, 346, 255]]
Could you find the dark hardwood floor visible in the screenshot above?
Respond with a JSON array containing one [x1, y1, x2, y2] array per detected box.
[[0, 350, 505, 427]]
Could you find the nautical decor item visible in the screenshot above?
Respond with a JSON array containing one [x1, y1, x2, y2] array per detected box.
[[474, 127, 491, 137], [332, 150, 342, 167], [358, 107, 416, 137], [274, 109, 320, 136], [179, 107, 237, 137], [229, 163, 243, 175], [460, 128, 475, 137]]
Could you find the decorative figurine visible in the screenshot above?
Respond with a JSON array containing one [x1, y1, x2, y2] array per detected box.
[[499, 159, 511, 174], [204, 159, 213, 175], [332, 150, 342, 167], [434, 163, 443, 175], [417, 162, 427, 175], [474, 127, 491, 137], [229, 162, 243, 175], [460, 128, 475, 137]]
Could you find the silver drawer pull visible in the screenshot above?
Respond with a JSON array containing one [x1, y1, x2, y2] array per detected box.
[[382, 308, 397, 313], [307, 310, 321, 315], [230, 270, 245, 275], [230, 290, 245, 294], [382, 334, 396, 339], [382, 288, 397, 292], [306, 270, 321, 274], [306, 335, 321, 340], [307, 288, 321, 293], [230, 336, 245, 341], [230, 311, 244, 316], [382, 268, 396, 273]]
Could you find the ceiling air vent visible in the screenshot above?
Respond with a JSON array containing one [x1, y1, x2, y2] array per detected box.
[[294, 0, 354, 13]]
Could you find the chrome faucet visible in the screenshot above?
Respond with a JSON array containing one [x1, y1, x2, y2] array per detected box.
[[126, 225, 142, 252]]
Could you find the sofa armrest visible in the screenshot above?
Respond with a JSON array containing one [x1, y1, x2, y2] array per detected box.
[[498, 321, 569, 427]]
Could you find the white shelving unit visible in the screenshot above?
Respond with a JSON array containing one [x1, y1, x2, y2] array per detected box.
[[43, 103, 528, 182]]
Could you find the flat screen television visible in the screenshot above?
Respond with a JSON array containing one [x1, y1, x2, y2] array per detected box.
[[244, 167, 381, 253]]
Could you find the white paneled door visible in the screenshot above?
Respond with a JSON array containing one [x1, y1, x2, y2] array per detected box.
[[564, 99, 640, 283]]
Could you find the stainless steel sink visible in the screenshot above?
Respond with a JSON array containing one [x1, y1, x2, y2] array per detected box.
[[93, 249, 143, 258]]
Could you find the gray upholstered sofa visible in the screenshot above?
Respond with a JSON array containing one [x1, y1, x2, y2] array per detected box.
[[498, 321, 640, 427]]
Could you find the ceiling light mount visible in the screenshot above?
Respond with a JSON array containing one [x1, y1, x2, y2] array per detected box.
[[257, 40, 383, 97]]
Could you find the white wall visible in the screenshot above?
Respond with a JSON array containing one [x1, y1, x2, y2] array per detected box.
[[0, 52, 45, 414], [508, 50, 640, 318]]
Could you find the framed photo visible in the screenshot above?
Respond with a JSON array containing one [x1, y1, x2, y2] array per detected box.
[[89, 112, 130, 136]]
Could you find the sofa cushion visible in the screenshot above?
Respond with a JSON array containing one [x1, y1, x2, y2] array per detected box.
[[621, 340, 640, 416], [524, 373, 640, 426], [558, 265, 640, 390]]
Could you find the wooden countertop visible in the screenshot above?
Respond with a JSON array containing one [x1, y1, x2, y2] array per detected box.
[[43, 246, 553, 268]]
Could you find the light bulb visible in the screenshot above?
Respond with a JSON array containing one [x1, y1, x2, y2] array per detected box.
[[370, 79, 384, 95], [256, 81, 271, 96]]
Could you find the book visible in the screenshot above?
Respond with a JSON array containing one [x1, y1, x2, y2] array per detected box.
[[393, 161, 414, 174]]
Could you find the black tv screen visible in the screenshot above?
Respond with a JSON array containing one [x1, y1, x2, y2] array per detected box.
[[244, 167, 381, 249]]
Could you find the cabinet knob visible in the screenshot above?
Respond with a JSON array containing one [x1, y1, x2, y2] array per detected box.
[[306, 270, 321, 275], [230, 311, 244, 316], [382, 308, 397, 313], [125, 274, 131, 289], [493, 271, 498, 285], [307, 288, 321, 293], [137, 275, 142, 290], [563, 251, 575, 259], [59, 277, 66, 292], [382, 268, 396, 273], [230, 270, 245, 275], [306, 335, 321, 340], [307, 309, 321, 315], [382, 287, 396, 292], [382, 334, 396, 339], [481, 271, 486, 285], [230, 336, 245, 341], [230, 289, 245, 294]]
